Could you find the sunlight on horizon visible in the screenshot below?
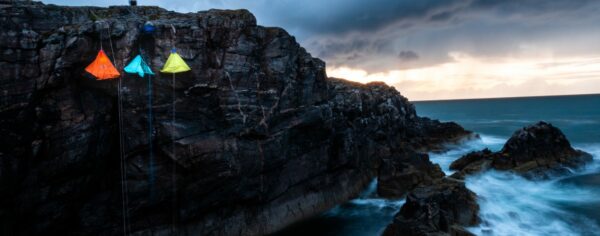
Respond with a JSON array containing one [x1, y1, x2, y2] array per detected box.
[[328, 53, 600, 101]]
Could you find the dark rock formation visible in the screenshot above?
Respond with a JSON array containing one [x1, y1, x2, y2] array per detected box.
[[449, 148, 494, 176], [0, 2, 473, 235], [450, 121, 593, 178], [383, 178, 479, 236], [407, 118, 477, 153], [377, 149, 445, 198]]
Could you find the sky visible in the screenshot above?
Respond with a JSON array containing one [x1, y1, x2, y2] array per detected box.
[[43, 0, 600, 100]]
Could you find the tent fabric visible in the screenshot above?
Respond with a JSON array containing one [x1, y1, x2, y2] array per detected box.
[[124, 55, 155, 77], [143, 22, 156, 34], [160, 51, 191, 73], [85, 49, 121, 80]]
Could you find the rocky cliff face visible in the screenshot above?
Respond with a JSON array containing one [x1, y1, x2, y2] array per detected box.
[[0, 2, 472, 235]]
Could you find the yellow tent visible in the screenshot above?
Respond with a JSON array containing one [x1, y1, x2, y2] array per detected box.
[[161, 49, 191, 73]]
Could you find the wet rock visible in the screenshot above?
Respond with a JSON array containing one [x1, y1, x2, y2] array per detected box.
[[0, 2, 473, 236], [407, 117, 478, 153], [377, 150, 445, 198], [449, 148, 494, 175], [450, 121, 593, 178], [383, 178, 479, 236]]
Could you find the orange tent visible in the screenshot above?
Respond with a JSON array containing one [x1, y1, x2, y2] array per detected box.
[[85, 49, 121, 80]]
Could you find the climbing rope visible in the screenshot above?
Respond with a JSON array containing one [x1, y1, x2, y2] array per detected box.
[[104, 21, 131, 235], [148, 70, 156, 198], [169, 24, 178, 235], [137, 45, 156, 198]]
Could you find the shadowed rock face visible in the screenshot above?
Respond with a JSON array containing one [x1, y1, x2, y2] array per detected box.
[[0, 2, 472, 235], [377, 150, 445, 199], [450, 121, 593, 178]]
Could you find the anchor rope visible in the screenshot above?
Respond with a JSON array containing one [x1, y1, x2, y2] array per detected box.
[[139, 45, 156, 198], [171, 71, 178, 234], [106, 21, 131, 236], [148, 63, 156, 198], [169, 24, 178, 235]]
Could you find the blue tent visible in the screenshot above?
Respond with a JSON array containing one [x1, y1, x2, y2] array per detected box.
[[124, 53, 157, 191], [143, 22, 156, 34], [124, 55, 154, 77]]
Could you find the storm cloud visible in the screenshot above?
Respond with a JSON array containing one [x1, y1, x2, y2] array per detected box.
[[398, 51, 419, 61]]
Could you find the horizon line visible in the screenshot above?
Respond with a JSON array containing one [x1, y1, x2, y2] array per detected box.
[[411, 92, 600, 102]]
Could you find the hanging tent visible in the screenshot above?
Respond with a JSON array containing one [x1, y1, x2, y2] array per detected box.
[[88, 21, 130, 234], [161, 47, 190, 234], [124, 53, 157, 196], [86, 49, 121, 80], [124, 55, 154, 77], [143, 21, 156, 34], [161, 49, 191, 73]]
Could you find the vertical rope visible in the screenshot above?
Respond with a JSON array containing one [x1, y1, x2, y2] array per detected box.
[[148, 73, 155, 198], [99, 23, 103, 51], [169, 24, 178, 235], [171, 72, 177, 235], [98, 21, 126, 235], [107, 21, 130, 236], [138, 47, 156, 198]]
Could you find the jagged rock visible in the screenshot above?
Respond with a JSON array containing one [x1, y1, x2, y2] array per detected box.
[[407, 117, 478, 153], [449, 148, 494, 175], [383, 178, 479, 236], [0, 2, 473, 235], [377, 150, 445, 198], [450, 121, 593, 178]]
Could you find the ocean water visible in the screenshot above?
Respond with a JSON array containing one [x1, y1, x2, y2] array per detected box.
[[418, 94, 600, 236], [273, 94, 600, 236]]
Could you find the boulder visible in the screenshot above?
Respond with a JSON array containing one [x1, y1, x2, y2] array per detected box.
[[450, 121, 593, 178], [383, 178, 479, 236]]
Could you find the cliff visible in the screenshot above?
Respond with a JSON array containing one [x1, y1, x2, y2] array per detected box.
[[0, 2, 472, 235]]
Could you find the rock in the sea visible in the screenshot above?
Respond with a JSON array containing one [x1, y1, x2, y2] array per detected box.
[[451, 121, 593, 178], [377, 149, 445, 198], [0, 2, 474, 236], [383, 178, 479, 236], [449, 148, 494, 175], [408, 117, 478, 153]]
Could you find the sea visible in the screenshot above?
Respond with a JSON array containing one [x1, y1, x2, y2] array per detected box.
[[273, 94, 600, 236]]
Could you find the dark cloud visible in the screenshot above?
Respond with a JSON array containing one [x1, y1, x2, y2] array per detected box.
[[311, 37, 393, 59], [249, 0, 600, 37], [398, 51, 419, 61], [297, 0, 600, 71], [345, 53, 362, 61]]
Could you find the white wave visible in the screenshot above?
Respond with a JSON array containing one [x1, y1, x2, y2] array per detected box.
[[325, 178, 405, 216], [357, 178, 378, 198], [480, 135, 507, 147], [346, 198, 405, 210], [430, 135, 506, 174], [554, 119, 600, 125], [428, 138, 600, 236], [573, 143, 600, 173], [465, 171, 600, 236], [472, 119, 533, 124]]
